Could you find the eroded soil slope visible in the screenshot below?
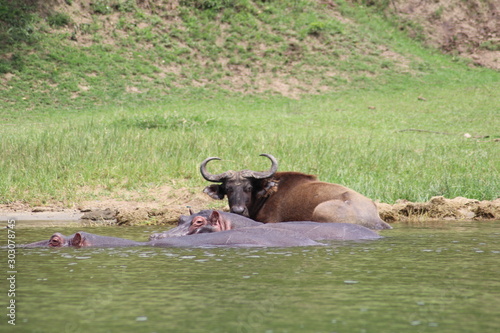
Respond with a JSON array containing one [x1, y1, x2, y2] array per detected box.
[[390, 0, 499, 69]]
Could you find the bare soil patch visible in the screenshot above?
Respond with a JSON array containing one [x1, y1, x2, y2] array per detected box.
[[0, 186, 216, 226], [1, 186, 499, 226], [377, 196, 500, 223], [391, 0, 500, 69]]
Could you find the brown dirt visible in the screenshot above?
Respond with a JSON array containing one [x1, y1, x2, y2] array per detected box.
[[0, 185, 221, 226], [1, 186, 499, 226], [75, 185, 221, 225], [390, 0, 500, 69], [377, 196, 500, 223]]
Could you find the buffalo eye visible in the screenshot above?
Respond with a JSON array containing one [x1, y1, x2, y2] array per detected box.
[[244, 185, 253, 192]]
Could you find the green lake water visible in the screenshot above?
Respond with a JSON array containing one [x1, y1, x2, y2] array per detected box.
[[1, 221, 500, 333]]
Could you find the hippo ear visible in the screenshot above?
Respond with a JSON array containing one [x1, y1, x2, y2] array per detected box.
[[203, 185, 225, 200], [209, 211, 231, 231], [71, 232, 85, 247]]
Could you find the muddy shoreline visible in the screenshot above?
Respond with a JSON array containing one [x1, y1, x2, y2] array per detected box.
[[1, 196, 499, 227]]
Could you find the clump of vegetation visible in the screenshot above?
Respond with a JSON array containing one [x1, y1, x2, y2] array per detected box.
[[0, 0, 40, 46], [91, 0, 137, 14], [47, 12, 71, 27], [480, 41, 500, 51], [113, 113, 217, 130], [0, 53, 24, 73]]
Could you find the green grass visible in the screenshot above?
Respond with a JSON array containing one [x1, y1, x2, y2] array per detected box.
[[1, 80, 498, 205], [2, 0, 477, 112], [0, 0, 499, 205]]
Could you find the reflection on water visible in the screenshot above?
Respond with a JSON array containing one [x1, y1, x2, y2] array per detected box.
[[1, 221, 500, 332]]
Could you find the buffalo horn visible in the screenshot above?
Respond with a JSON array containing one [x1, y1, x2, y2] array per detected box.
[[200, 157, 231, 182], [244, 153, 278, 179]]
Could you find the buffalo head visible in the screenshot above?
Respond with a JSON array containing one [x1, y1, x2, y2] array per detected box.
[[200, 154, 278, 217]]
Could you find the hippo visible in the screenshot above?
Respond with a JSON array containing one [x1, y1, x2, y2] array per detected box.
[[21, 229, 319, 248], [186, 211, 382, 241], [21, 232, 145, 248], [20, 210, 382, 248], [21, 232, 76, 248], [149, 209, 262, 240]]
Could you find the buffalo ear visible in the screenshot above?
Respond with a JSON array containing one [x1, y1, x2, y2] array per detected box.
[[203, 185, 225, 200], [256, 179, 279, 198]]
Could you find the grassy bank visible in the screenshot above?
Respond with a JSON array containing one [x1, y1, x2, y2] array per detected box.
[[2, 80, 498, 205], [0, 0, 499, 206], [1, 0, 490, 111]]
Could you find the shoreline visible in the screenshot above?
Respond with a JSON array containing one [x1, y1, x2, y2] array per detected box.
[[1, 196, 499, 227]]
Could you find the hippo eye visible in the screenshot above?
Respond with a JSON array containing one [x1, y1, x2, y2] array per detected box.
[[49, 239, 60, 247]]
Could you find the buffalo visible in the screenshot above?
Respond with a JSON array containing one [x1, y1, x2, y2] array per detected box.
[[201, 154, 392, 230]]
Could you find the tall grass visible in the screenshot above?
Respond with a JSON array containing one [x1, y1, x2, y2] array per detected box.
[[1, 81, 498, 204]]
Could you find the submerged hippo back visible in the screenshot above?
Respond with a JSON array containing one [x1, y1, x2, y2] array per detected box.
[[149, 227, 320, 248], [259, 222, 382, 241], [72, 232, 146, 247]]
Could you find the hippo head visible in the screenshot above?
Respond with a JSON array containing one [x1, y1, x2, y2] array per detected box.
[[49, 233, 70, 247], [187, 211, 233, 235]]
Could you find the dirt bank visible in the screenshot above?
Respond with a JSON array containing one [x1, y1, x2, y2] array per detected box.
[[1, 190, 499, 226], [376, 196, 500, 223], [389, 0, 500, 70]]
